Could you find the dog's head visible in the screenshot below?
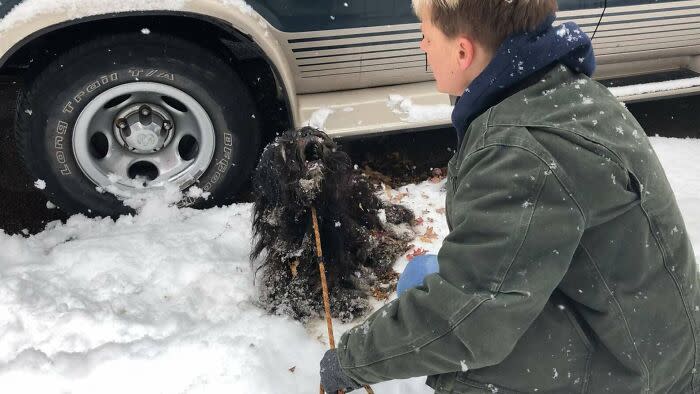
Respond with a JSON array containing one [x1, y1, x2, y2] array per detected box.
[[254, 126, 352, 209]]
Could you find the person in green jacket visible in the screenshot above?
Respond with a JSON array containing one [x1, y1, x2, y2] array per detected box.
[[319, 1, 700, 392]]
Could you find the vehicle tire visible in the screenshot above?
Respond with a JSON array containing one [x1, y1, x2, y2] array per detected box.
[[15, 33, 260, 216]]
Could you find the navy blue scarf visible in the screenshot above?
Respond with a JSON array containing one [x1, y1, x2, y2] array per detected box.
[[452, 15, 596, 144]]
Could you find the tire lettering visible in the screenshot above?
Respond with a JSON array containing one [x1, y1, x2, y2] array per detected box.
[[100, 74, 117, 84], [199, 133, 234, 191], [86, 80, 101, 93], [179, 196, 196, 207], [216, 158, 227, 173], [53, 121, 72, 175], [157, 72, 175, 81], [74, 91, 86, 103], [67, 74, 118, 111], [63, 102, 74, 113], [57, 121, 68, 135], [129, 68, 175, 81], [202, 158, 229, 192]]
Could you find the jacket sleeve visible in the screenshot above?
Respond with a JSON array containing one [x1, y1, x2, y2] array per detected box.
[[336, 144, 586, 384]]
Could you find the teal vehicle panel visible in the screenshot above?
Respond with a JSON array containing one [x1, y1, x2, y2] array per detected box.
[[0, 0, 22, 19], [252, 0, 608, 32]]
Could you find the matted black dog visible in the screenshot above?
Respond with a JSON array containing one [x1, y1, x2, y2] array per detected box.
[[251, 126, 415, 322]]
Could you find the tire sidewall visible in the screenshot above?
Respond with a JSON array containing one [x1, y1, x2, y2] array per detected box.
[[24, 37, 259, 216]]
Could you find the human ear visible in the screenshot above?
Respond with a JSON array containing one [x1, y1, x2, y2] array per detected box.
[[456, 37, 474, 70]]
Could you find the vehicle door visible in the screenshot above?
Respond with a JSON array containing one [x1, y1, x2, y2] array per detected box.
[[597, 0, 700, 63], [257, 0, 423, 92]]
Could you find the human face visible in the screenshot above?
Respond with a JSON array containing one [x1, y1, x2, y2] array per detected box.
[[418, 7, 485, 96]]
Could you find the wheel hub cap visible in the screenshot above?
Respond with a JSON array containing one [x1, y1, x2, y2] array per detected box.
[[114, 104, 174, 153], [72, 82, 218, 199]]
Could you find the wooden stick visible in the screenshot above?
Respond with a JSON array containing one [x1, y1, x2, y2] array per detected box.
[[311, 207, 374, 394]]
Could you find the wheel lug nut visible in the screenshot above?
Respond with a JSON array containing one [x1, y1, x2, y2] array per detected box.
[[162, 121, 172, 131], [116, 118, 128, 129], [140, 105, 151, 116]]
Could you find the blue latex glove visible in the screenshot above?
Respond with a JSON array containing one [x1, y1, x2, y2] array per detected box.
[[397, 254, 439, 296]]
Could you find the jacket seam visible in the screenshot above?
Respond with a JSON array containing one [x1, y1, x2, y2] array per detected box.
[[638, 202, 699, 393], [560, 302, 594, 393], [579, 242, 651, 391], [493, 158, 547, 293], [581, 341, 593, 394], [489, 122, 631, 175], [463, 143, 587, 221], [483, 108, 494, 148]]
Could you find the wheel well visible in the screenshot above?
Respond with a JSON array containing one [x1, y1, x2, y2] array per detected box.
[[1, 14, 291, 149]]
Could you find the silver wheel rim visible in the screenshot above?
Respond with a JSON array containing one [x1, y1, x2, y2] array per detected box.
[[73, 82, 216, 198]]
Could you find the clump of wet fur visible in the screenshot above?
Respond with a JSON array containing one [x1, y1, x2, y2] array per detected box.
[[251, 127, 415, 322]]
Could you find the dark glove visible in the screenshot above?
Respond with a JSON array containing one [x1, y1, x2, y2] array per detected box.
[[397, 254, 439, 296], [320, 349, 362, 393]]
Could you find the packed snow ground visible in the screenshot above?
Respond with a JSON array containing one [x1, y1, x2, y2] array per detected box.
[[0, 137, 698, 394]]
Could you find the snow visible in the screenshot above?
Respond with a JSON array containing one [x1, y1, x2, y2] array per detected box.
[[0, 137, 697, 393], [0, 0, 267, 35], [608, 77, 700, 99], [306, 107, 335, 130], [0, 0, 187, 33], [386, 94, 453, 123]]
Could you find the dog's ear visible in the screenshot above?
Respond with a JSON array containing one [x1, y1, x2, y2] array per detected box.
[[253, 142, 287, 207]]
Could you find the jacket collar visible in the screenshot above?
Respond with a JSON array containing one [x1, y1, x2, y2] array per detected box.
[[451, 14, 596, 144]]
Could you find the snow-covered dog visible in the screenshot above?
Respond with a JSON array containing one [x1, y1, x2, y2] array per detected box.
[[251, 126, 415, 322]]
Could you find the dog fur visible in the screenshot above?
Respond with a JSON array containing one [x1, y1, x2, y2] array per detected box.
[[251, 127, 415, 322]]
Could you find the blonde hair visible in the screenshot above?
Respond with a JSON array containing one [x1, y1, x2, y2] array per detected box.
[[412, 0, 558, 50]]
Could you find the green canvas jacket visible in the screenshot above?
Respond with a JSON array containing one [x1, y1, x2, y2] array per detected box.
[[337, 64, 700, 393]]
